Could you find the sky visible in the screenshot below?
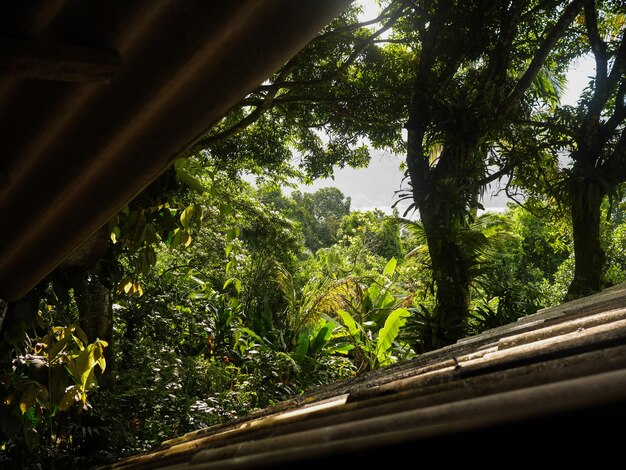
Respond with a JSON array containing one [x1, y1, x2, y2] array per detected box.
[[288, 1, 596, 216]]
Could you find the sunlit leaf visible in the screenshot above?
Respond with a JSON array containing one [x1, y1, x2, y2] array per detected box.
[[376, 307, 410, 364], [121, 279, 133, 294], [182, 231, 192, 247], [177, 168, 206, 194], [382, 257, 397, 277], [180, 205, 195, 228], [327, 343, 354, 355], [110, 226, 121, 244], [336, 309, 359, 336]]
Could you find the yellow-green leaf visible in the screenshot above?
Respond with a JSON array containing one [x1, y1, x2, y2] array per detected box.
[[122, 279, 133, 294], [336, 310, 359, 336], [182, 231, 192, 248], [180, 205, 195, 228], [170, 228, 183, 250], [110, 226, 121, 244], [48, 334, 72, 361], [382, 257, 397, 277], [74, 325, 90, 346]]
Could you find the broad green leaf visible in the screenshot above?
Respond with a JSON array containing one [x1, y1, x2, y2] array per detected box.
[[182, 231, 192, 248], [327, 343, 354, 355], [59, 385, 80, 412], [138, 250, 149, 275], [73, 326, 89, 347], [226, 226, 240, 242], [376, 307, 410, 363], [380, 292, 396, 309], [74, 345, 97, 390], [174, 157, 189, 170], [48, 334, 72, 361], [237, 327, 270, 348], [94, 340, 107, 373], [336, 309, 359, 336], [169, 228, 183, 249], [367, 283, 381, 304], [83, 368, 96, 392], [226, 260, 235, 273], [293, 332, 310, 361], [382, 257, 397, 277], [309, 322, 333, 354], [180, 205, 195, 228], [177, 168, 206, 194], [193, 204, 203, 226]]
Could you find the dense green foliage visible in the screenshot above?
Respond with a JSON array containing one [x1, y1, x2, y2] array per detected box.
[[6, 174, 626, 467], [1, 1, 624, 467]]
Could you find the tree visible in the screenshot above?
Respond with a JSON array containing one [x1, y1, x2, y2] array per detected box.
[[192, 0, 584, 343], [339, 209, 403, 260], [291, 188, 352, 252], [399, 0, 584, 341], [562, 1, 625, 298], [512, 1, 626, 299]]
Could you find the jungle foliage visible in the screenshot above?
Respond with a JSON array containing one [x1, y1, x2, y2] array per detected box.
[[1, 0, 625, 467]]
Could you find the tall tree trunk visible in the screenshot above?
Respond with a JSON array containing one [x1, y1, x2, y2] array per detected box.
[[407, 133, 479, 347], [418, 194, 471, 344], [73, 270, 114, 384], [566, 182, 606, 300]]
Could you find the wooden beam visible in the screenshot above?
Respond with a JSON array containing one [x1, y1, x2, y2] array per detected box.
[[0, 38, 121, 83]]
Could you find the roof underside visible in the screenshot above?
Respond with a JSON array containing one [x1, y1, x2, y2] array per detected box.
[[0, 0, 351, 301], [109, 283, 626, 468]]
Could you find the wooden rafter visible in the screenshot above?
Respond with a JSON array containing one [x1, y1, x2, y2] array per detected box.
[[0, 38, 122, 83]]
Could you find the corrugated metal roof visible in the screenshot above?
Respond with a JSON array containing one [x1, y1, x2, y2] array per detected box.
[[0, 0, 351, 302], [105, 283, 626, 468]]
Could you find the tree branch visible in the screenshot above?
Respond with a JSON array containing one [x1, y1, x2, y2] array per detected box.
[[316, 0, 410, 40], [242, 92, 410, 107], [601, 126, 626, 181], [513, 118, 575, 136], [603, 77, 626, 137], [486, 0, 527, 91], [584, 0, 609, 117], [479, 165, 512, 186], [256, 5, 408, 94], [189, 2, 413, 154], [498, 0, 584, 118], [406, 0, 452, 191], [606, 32, 626, 103]]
